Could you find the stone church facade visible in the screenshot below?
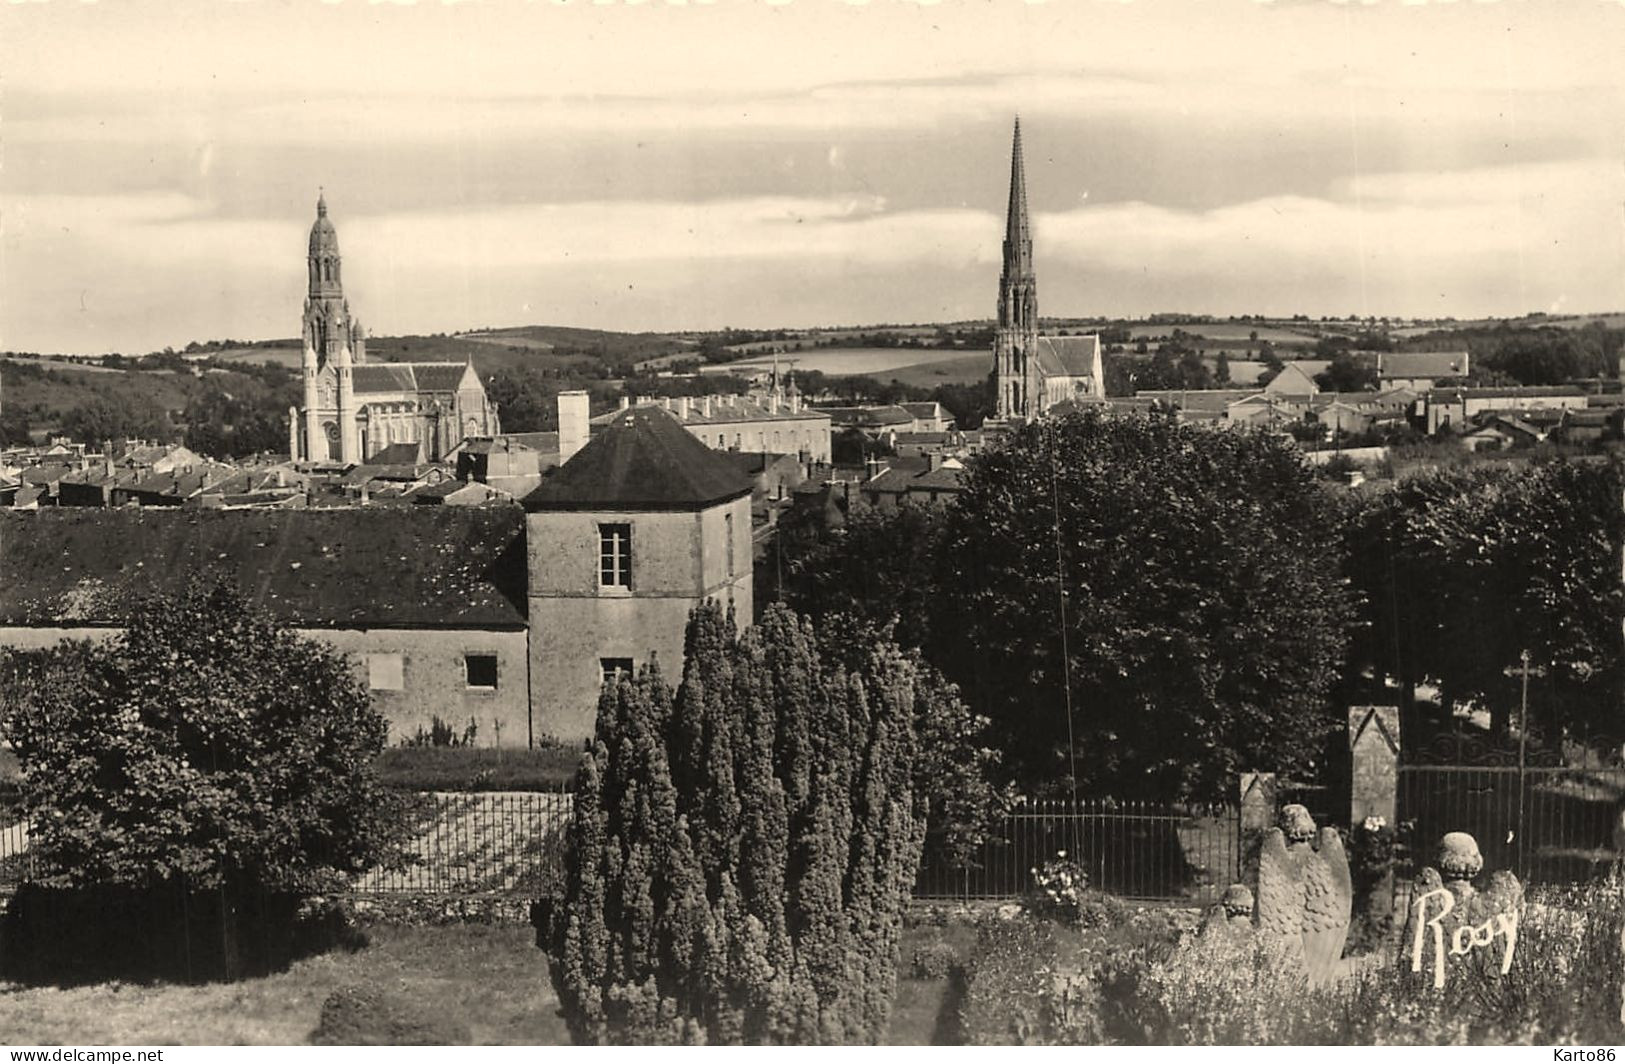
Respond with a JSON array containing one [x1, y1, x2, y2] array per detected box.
[[289, 194, 500, 465], [991, 119, 1106, 423]]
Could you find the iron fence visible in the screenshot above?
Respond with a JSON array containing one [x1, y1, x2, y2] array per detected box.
[[1397, 765, 1625, 884], [356, 790, 573, 896], [913, 799, 1241, 904]]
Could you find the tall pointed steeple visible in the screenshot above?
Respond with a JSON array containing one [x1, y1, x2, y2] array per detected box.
[[1003, 117, 1033, 282], [993, 118, 1039, 420]]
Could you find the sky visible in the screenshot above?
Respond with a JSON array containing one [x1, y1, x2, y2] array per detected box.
[[5, 0, 1625, 355]]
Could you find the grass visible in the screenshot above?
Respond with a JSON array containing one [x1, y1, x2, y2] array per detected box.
[[374, 746, 580, 791], [0, 924, 569, 1046], [0, 920, 968, 1045], [862, 352, 992, 389]]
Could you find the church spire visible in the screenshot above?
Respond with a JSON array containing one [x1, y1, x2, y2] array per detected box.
[[992, 117, 1039, 421], [1004, 117, 1032, 280]]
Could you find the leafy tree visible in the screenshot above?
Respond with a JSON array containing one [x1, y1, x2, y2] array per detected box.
[[60, 390, 174, 444], [0, 582, 408, 977], [932, 412, 1354, 798], [1315, 351, 1379, 393], [1215, 351, 1232, 384], [547, 603, 927, 1044], [1344, 458, 1624, 746]]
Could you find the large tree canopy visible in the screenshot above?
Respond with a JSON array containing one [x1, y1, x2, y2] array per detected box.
[[932, 412, 1354, 799], [1345, 457, 1624, 746]]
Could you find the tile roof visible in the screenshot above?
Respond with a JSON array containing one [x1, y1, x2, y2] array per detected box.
[[1428, 385, 1586, 400], [369, 442, 422, 465], [1377, 351, 1468, 378], [1033, 335, 1101, 378], [817, 405, 915, 428], [352, 364, 419, 394], [411, 363, 474, 393], [591, 398, 829, 428], [0, 507, 526, 628], [525, 405, 753, 512]]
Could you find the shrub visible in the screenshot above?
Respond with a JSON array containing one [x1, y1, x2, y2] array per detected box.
[[546, 603, 928, 1045], [1025, 855, 1129, 930], [958, 917, 1103, 1045], [0, 581, 411, 979], [911, 941, 960, 981]]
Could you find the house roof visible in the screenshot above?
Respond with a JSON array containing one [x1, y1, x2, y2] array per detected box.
[[369, 442, 422, 466], [591, 397, 829, 428], [1264, 362, 1322, 395], [0, 507, 527, 628], [721, 451, 796, 476], [1428, 385, 1586, 400], [524, 405, 752, 512], [899, 401, 945, 419], [816, 405, 916, 428], [1377, 351, 1468, 378], [1033, 335, 1101, 378]]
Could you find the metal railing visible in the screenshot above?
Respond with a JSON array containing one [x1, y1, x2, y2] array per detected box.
[[913, 799, 1241, 904], [1397, 765, 1625, 883], [357, 790, 573, 896]]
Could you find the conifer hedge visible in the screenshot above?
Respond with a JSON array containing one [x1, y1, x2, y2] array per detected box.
[[545, 602, 928, 1044]]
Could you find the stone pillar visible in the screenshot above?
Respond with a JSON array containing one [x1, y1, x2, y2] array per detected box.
[[1238, 771, 1277, 890], [1349, 705, 1400, 827]]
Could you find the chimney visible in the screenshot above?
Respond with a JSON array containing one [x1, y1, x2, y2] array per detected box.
[[701, 395, 712, 417], [619, 396, 630, 411], [275, 468, 286, 488], [660, 397, 671, 411], [769, 393, 780, 415], [790, 391, 802, 413], [678, 396, 691, 419], [926, 452, 942, 472], [558, 390, 590, 464], [360, 481, 370, 506]]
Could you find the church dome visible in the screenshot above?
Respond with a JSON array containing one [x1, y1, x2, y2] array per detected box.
[[308, 193, 340, 257]]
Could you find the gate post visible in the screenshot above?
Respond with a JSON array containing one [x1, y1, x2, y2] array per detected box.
[[1349, 705, 1402, 931], [1238, 771, 1277, 890], [1348, 706, 1400, 827]]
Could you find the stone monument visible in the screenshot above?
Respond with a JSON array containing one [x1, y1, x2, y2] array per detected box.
[[1255, 804, 1353, 986]]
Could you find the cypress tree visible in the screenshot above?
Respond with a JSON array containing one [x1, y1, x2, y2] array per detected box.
[[548, 602, 927, 1044]]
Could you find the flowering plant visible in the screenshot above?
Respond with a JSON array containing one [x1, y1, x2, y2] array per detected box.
[[1026, 852, 1124, 929]]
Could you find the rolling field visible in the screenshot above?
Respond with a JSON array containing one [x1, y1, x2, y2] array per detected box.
[[860, 352, 991, 389], [710, 346, 956, 377], [1128, 323, 1315, 344]]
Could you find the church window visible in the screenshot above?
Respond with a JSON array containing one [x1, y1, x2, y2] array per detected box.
[[367, 653, 404, 691], [464, 653, 498, 690], [599, 523, 632, 588]]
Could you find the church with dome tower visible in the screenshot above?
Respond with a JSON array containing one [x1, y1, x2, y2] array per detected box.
[[988, 119, 1106, 425], [289, 193, 500, 465]]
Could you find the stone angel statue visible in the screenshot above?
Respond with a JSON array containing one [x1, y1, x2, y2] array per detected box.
[[1398, 831, 1522, 989], [1255, 804, 1353, 986]]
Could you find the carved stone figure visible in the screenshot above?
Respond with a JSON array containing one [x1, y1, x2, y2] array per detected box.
[[1398, 831, 1523, 988], [1255, 804, 1352, 985], [1199, 883, 1255, 939]]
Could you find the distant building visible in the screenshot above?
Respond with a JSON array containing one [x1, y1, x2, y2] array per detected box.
[[1375, 350, 1468, 392], [524, 405, 753, 742], [1420, 386, 1588, 435], [289, 194, 500, 465], [593, 390, 832, 464], [990, 119, 1106, 422]]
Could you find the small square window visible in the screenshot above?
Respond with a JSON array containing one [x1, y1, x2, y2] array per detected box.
[[465, 653, 499, 690], [600, 658, 635, 687], [367, 653, 404, 691]]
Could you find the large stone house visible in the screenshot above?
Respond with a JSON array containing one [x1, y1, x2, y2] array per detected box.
[[524, 405, 753, 742], [0, 507, 533, 746]]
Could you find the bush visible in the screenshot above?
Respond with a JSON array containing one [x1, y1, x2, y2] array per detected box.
[[958, 917, 1102, 1045], [911, 941, 960, 981], [546, 603, 928, 1045], [0, 581, 411, 979], [1025, 856, 1129, 930]]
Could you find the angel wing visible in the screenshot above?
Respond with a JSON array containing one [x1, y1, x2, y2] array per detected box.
[[1301, 828, 1353, 985], [1255, 828, 1305, 949], [1477, 869, 1523, 917], [1397, 866, 1444, 971]]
